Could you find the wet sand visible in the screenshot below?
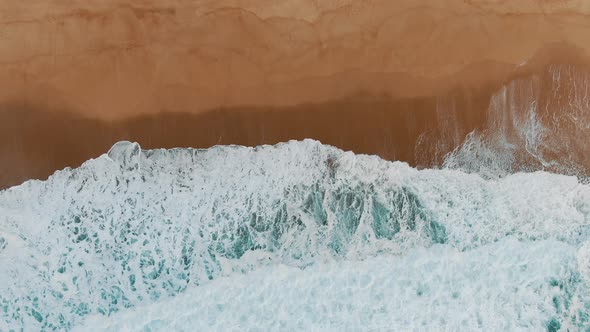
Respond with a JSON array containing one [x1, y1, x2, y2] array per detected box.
[[4, 59, 590, 189], [2, 1, 590, 188], [0, 91, 485, 189]]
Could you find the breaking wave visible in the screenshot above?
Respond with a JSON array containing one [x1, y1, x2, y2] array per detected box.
[[1, 139, 590, 330]]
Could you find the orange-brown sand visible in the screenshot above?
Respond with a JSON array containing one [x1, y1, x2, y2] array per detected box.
[[2, 0, 590, 188]]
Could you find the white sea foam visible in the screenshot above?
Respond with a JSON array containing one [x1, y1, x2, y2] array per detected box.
[[77, 239, 585, 332], [444, 65, 590, 178], [1, 140, 589, 330]]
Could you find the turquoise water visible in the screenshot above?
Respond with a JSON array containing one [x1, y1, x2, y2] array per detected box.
[[1, 140, 589, 331]]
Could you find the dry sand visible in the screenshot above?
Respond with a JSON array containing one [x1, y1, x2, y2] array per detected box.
[[2, 0, 590, 188]]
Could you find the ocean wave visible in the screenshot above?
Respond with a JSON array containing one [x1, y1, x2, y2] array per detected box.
[[78, 239, 588, 331], [1, 140, 590, 330]]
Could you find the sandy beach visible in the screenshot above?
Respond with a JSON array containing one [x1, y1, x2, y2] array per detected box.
[[2, 0, 590, 188]]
